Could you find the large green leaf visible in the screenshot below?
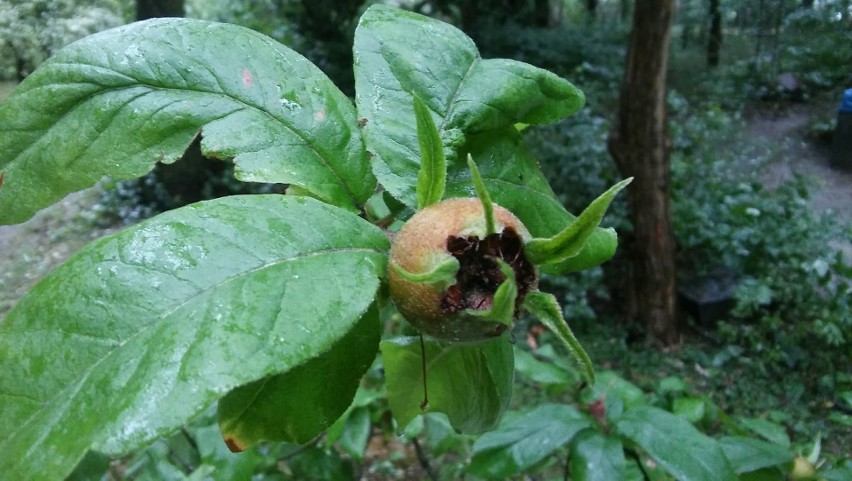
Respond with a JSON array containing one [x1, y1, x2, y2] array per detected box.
[[614, 407, 738, 481], [718, 436, 794, 474], [354, 4, 584, 208], [467, 404, 592, 478], [570, 430, 626, 481], [447, 128, 618, 272], [0, 19, 374, 225], [0, 195, 388, 479], [217, 303, 381, 451], [380, 335, 513, 434]]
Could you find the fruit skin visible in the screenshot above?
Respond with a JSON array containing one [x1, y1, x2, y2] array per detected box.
[[789, 457, 816, 481], [388, 198, 536, 341]]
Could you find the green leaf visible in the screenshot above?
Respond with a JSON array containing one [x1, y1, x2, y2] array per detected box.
[[523, 291, 595, 383], [414, 95, 446, 209], [0, 195, 388, 479], [525, 178, 632, 266], [570, 430, 626, 481], [446, 128, 618, 272], [217, 303, 380, 450], [0, 19, 374, 225], [718, 436, 794, 474], [513, 347, 576, 386], [380, 335, 513, 434], [581, 371, 647, 411], [467, 404, 592, 478], [614, 407, 738, 481], [337, 407, 372, 461], [391, 256, 459, 291], [673, 397, 707, 424], [354, 4, 584, 208], [736, 417, 791, 447], [465, 259, 516, 326], [822, 468, 852, 481], [467, 154, 496, 235]]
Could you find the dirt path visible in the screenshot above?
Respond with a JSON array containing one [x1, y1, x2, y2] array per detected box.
[[748, 102, 852, 227]]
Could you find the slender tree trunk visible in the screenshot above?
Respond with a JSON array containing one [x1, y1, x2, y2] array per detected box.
[[586, 0, 598, 17], [608, 0, 679, 346], [136, 0, 184, 20], [707, 0, 722, 67]]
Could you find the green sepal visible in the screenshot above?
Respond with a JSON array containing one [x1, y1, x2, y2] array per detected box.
[[414, 94, 446, 210], [467, 154, 496, 235], [465, 260, 517, 327], [525, 178, 632, 266], [522, 291, 595, 384], [392, 257, 459, 291]]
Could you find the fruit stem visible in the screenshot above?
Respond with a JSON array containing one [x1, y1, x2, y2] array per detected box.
[[419, 333, 429, 410]]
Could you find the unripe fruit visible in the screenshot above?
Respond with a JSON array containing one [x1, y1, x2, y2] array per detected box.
[[789, 457, 816, 481], [388, 198, 538, 341]]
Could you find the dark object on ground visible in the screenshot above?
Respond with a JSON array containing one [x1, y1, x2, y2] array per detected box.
[[678, 270, 739, 325], [830, 88, 852, 170]]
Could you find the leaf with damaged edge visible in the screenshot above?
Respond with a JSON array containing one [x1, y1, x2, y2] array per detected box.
[[0, 195, 388, 480], [354, 4, 584, 208], [525, 178, 632, 266], [523, 291, 595, 383], [0, 18, 374, 224], [414, 95, 446, 209], [381, 336, 513, 434]]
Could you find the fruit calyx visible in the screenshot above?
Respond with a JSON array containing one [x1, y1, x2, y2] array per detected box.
[[441, 226, 536, 317]]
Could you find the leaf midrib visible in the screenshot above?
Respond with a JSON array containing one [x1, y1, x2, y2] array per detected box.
[[2, 245, 383, 441]]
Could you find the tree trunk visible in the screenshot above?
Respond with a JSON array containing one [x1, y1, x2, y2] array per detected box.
[[136, 0, 184, 20], [608, 0, 679, 346], [707, 0, 722, 67], [586, 0, 598, 17]]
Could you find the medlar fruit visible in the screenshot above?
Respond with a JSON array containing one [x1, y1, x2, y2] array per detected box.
[[388, 198, 538, 341]]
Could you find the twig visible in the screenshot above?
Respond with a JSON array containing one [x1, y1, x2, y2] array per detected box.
[[419, 333, 429, 410], [626, 449, 650, 481], [412, 436, 438, 481]]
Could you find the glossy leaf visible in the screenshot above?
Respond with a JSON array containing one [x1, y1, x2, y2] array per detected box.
[[525, 178, 632, 266], [467, 404, 592, 478], [512, 347, 576, 386], [381, 335, 513, 434], [446, 128, 618, 272], [614, 407, 738, 481], [523, 291, 594, 383], [414, 95, 446, 209], [354, 4, 584, 208], [570, 430, 626, 481], [718, 436, 794, 474], [0, 195, 388, 479], [217, 303, 380, 450], [0, 18, 374, 225]]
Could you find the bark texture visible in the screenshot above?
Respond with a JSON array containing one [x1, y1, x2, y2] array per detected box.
[[608, 0, 679, 346], [707, 0, 722, 67]]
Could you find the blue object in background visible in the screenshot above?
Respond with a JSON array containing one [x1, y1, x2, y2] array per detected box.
[[831, 88, 852, 170]]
